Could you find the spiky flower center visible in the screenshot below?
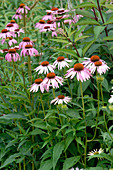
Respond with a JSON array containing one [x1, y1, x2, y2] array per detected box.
[[95, 61, 102, 66], [10, 20, 16, 23], [23, 37, 30, 42], [3, 49, 8, 52], [57, 56, 65, 61], [16, 12, 20, 15], [15, 29, 19, 32], [35, 78, 43, 84], [47, 20, 53, 24], [47, 12, 51, 15], [39, 20, 45, 24], [14, 47, 19, 50], [6, 37, 12, 40], [58, 9, 64, 13], [8, 49, 16, 54], [91, 55, 100, 62], [47, 72, 56, 79], [2, 29, 8, 33], [44, 26, 50, 29], [41, 61, 49, 66], [58, 95, 65, 99], [74, 63, 84, 71], [25, 44, 33, 49], [93, 151, 99, 155], [7, 24, 13, 27], [19, 3, 25, 8], [51, 7, 58, 11]]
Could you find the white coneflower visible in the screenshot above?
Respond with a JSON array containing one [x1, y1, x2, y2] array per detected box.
[[53, 56, 72, 70], [51, 95, 71, 105], [88, 148, 104, 156]]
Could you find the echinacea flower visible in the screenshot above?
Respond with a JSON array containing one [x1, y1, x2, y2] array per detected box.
[[88, 148, 104, 156], [30, 78, 47, 93], [43, 72, 63, 90], [35, 20, 45, 29], [13, 28, 24, 37], [56, 8, 69, 15], [65, 63, 92, 82], [51, 95, 71, 105], [6, 20, 19, 29], [5, 48, 20, 62], [53, 56, 72, 70], [5, 24, 15, 32], [0, 29, 12, 38], [34, 61, 55, 74], [42, 12, 55, 21], [69, 168, 83, 170], [82, 55, 109, 75], [12, 12, 23, 20], [19, 37, 33, 49], [1, 37, 17, 46], [46, 7, 59, 15], [21, 44, 38, 57], [16, 3, 30, 14]]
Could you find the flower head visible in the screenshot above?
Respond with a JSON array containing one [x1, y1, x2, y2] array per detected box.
[[88, 148, 104, 156], [65, 63, 92, 82], [16, 3, 30, 14], [51, 95, 71, 105], [109, 87, 113, 104], [35, 20, 45, 29], [12, 12, 23, 20], [6, 20, 19, 29], [82, 55, 109, 75], [21, 44, 38, 57], [0, 29, 12, 38], [5, 48, 20, 62], [19, 37, 33, 49], [43, 72, 63, 90], [53, 56, 72, 70], [34, 61, 55, 74], [1, 37, 17, 46], [30, 78, 47, 93]]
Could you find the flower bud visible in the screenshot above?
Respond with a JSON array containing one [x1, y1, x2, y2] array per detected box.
[[96, 76, 104, 82], [109, 105, 113, 111]]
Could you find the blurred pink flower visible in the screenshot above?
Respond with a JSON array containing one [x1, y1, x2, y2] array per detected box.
[[0, 29, 12, 38], [53, 56, 72, 70], [51, 95, 71, 105], [16, 3, 30, 14], [30, 78, 47, 93], [6, 20, 19, 29], [34, 61, 55, 74], [5, 48, 20, 62], [21, 44, 38, 56], [42, 12, 55, 21], [65, 63, 92, 82], [19, 37, 33, 49], [12, 12, 23, 20], [35, 20, 45, 29], [43, 72, 63, 90], [1, 37, 17, 46]]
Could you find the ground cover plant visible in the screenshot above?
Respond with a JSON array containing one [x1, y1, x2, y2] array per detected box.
[[0, 0, 113, 169]]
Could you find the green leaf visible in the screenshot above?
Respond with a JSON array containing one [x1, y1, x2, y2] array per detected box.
[[83, 39, 96, 56], [103, 36, 113, 41], [74, 2, 96, 8], [0, 114, 27, 120], [74, 19, 100, 26], [53, 49, 78, 59], [76, 9, 94, 18], [103, 4, 113, 10], [62, 156, 80, 170], [75, 35, 90, 42], [64, 136, 74, 152], [102, 78, 109, 92], [50, 38, 69, 43], [53, 141, 64, 170], [76, 137, 85, 148], [74, 25, 87, 39], [94, 26, 106, 39], [39, 159, 53, 170]]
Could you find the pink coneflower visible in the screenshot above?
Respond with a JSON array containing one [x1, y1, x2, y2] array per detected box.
[[13, 28, 24, 37], [43, 72, 63, 90], [1, 37, 17, 46], [16, 3, 30, 14], [34, 61, 55, 74], [42, 12, 55, 21], [21, 44, 38, 57], [35, 20, 45, 29], [51, 95, 71, 105], [82, 55, 109, 75], [5, 48, 20, 62], [65, 63, 92, 82], [46, 7, 59, 15], [40, 26, 51, 32], [12, 12, 23, 20], [44, 20, 56, 29], [53, 56, 72, 70], [56, 8, 69, 15], [6, 20, 19, 29], [2, 49, 9, 53], [5, 24, 15, 32], [30, 78, 47, 93], [0, 29, 12, 38], [19, 37, 33, 49]]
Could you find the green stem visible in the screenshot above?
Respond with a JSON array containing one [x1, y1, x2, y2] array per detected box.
[[28, 55, 32, 83], [67, 79, 72, 98], [80, 81, 87, 168], [12, 59, 15, 83], [23, 158, 26, 170], [87, 74, 100, 142], [52, 88, 56, 99], [40, 92, 45, 118], [19, 163, 22, 170]]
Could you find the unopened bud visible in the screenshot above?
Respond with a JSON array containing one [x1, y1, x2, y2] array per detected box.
[[109, 105, 113, 111], [96, 76, 104, 82]]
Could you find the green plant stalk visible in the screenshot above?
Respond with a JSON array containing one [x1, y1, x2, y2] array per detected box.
[[87, 74, 100, 142], [80, 81, 87, 168], [19, 163, 22, 170], [23, 158, 26, 170], [28, 55, 32, 84], [52, 88, 56, 99], [67, 79, 72, 98], [40, 92, 46, 118], [12, 59, 15, 83]]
